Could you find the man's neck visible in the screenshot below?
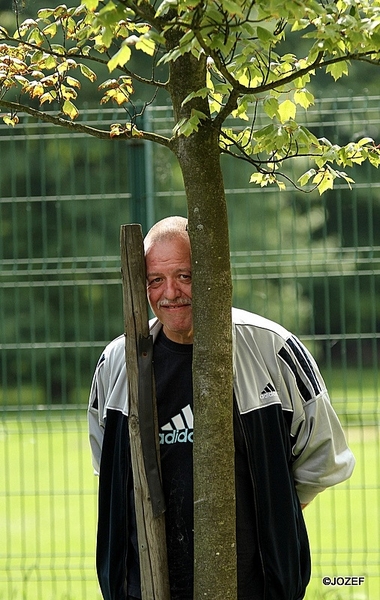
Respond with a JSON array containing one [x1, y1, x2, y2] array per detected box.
[[163, 326, 193, 345]]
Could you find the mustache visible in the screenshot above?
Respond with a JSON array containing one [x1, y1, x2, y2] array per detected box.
[[157, 298, 192, 309]]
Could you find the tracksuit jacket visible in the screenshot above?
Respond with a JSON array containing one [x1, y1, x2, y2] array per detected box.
[[88, 307, 355, 600]]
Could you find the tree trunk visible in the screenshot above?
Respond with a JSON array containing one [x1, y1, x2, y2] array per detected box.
[[168, 48, 237, 600]]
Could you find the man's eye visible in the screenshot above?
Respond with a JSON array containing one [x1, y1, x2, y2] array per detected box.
[[148, 278, 162, 287]]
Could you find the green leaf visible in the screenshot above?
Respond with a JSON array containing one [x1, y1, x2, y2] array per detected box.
[[313, 169, 334, 195], [51, 44, 66, 55], [66, 76, 81, 88], [326, 60, 349, 81], [98, 78, 117, 91], [79, 63, 97, 82], [28, 28, 45, 46], [82, 0, 99, 11], [294, 126, 318, 148], [157, 47, 183, 66], [155, 0, 178, 17], [107, 44, 132, 72], [263, 96, 279, 119], [62, 99, 79, 119], [173, 117, 187, 137], [37, 8, 55, 19], [135, 35, 155, 56], [369, 152, 380, 168], [173, 110, 207, 137], [291, 19, 310, 32], [44, 55, 57, 69], [298, 169, 316, 187], [338, 171, 355, 189], [181, 87, 209, 106], [30, 49, 44, 64], [250, 172, 285, 190], [220, 0, 244, 17], [53, 5, 69, 18], [232, 101, 249, 121], [356, 137, 374, 147], [294, 88, 314, 109], [42, 22, 57, 37], [257, 26, 273, 43], [250, 172, 270, 186], [277, 99, 296, 123], [3, 114, 19, 127], [40, 90, 57, 104]]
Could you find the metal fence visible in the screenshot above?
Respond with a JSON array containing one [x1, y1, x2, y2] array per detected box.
[[1, 95, 380, 599]]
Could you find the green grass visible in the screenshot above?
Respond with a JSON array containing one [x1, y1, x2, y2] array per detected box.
[[304, 426, 380, 600], [1, 411, 379, 600], [0, 410, 101, 600]]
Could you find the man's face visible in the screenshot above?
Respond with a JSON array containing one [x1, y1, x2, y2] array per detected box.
[[146, 236, 193, 344]]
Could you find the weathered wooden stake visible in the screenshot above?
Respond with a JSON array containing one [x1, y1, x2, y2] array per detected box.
[[120, 223, 170, 600]]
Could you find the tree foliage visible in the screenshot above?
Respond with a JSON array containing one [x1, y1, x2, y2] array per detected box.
[[1, 0, 380, 193]]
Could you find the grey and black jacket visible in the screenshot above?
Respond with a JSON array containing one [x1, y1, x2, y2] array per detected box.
[[88, 307, 355, 600]]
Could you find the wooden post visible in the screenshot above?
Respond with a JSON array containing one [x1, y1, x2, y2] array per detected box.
[[120, 223, 170, 600]]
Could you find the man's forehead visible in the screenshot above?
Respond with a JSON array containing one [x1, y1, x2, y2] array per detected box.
[[146, 237, 190, 259], [146, 249, 191, 280]]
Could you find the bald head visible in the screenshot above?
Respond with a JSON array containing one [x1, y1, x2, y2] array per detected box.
[[144, 216, 189, 255]]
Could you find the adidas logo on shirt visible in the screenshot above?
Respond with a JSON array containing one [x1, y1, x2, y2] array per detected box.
[[159, 404, 194, 445], [260, 382, 278, 400]]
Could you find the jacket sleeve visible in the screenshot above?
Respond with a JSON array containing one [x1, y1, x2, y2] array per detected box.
[[88, 336, 129, 475], [88, 352, 107, 475], [278, 335, 355, 505]]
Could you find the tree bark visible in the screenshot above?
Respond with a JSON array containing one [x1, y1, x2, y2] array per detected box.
[[168, 48, 237, 600]]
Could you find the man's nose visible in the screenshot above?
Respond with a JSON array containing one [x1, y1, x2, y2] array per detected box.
[[164, 278, 180, 299]]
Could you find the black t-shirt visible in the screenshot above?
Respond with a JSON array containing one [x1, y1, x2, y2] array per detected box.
[[154, 329, 194, 600], [127, 329, 263, 599]]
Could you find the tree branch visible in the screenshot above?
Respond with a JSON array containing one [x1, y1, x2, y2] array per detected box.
[[204, 43, 380, 128], [227, 49, 380, 96], [76, 52, 168, 89], [220, 144, 318, 192], [0, 99, 171, 147], [219, 124, 323, 170], [1, 29, 167, 89], [213, 88, 240, 129], [222, 49, 325, 95]]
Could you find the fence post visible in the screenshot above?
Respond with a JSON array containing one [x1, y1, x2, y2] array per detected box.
[[120, 223, 170, 600]]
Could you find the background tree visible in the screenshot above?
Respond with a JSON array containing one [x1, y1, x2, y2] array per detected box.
[[1, 0, 380, 597]]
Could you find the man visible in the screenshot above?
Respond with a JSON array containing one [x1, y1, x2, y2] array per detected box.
[[88, 216, 355, 600]]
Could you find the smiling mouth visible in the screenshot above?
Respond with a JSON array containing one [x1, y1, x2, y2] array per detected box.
[[161, 303, 191, 309], [158, 299, 192, 309]]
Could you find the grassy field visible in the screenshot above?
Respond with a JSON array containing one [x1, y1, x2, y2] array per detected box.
[[304, 425, 379, 600], [0, 410, 101, 600], [0, 409, 379, 600]]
